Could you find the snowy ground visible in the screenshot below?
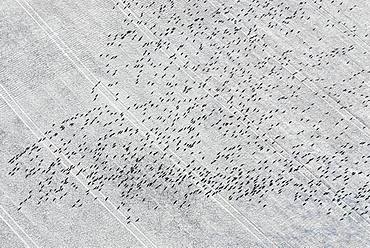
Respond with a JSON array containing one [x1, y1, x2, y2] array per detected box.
[[1, 0, 370, 247]]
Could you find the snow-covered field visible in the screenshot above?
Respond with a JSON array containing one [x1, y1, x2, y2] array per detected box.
[[1, 0, 370, 247]]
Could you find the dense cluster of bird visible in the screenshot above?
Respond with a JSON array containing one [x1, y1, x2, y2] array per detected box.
[[7, 0, 370, 224]]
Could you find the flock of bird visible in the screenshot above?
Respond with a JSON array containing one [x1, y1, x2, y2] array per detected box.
[[6, 0, 370, 227]]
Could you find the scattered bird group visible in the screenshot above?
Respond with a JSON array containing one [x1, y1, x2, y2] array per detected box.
[[7, 0, 370, 223]]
